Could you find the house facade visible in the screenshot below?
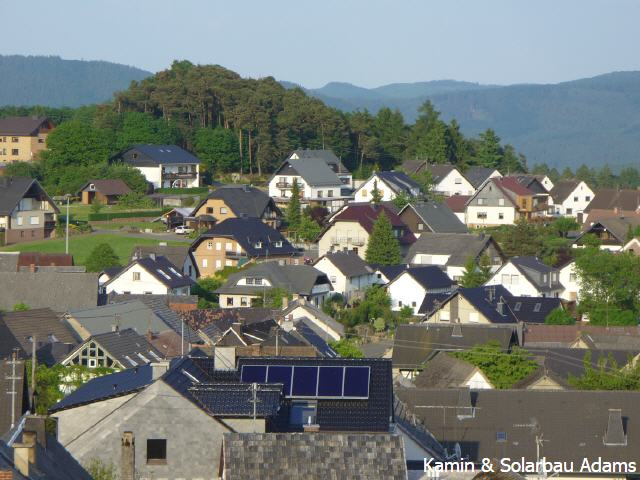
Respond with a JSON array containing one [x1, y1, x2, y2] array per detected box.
[[115, 144, 201, 189], [424, 164, 475, 197], [103, 255, 194, 296], [0, 117, 54, 163], [353, 171, 422, 202], [549, 180, 595, 217], [0, 177, 59, 245], [486, 256, 563, 297], [77, 179, 132, 205], [398, 201, 468, 235], [558, 260, 580, 302], [387, 266, 455, 315], [313, 252, 376, 299]]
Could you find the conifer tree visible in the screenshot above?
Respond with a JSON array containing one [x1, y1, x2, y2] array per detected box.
[[365, 211, 402, 265], [286, 180, 302, 231], [371, 179, 383, 204]]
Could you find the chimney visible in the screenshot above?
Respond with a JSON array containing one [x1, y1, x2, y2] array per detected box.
[[24, 416, 47, 448], [150, 361, 170, 380], [487, 286, 495, 302], [282, 296, 288, 310], [149, 253, 156, 261], [13, 432, 36, 477], [121, 432, 135, 480], [231, 322, 242, 337]]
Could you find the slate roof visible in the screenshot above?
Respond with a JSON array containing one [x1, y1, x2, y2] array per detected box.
[[72, 328, 164, 368], [194, 184, 278, 218], [222, 432, 407, 480], [443, 194, 471, 213], [77, 179, 132, 196], [1, 309, 78, 365], [396, 387, 640, 464], [508, 256, 562, 292], [121, 144, 201, 166], [549, 179, 582, 203], [0, 359, 28, 436], [464, 166, 499, 188], [193, 217, 298, 257], [315, 251, 373, 277], [413, 351, 485, 388], [373, 170, 422, 195], [107, 255, 194, 290], [505, 296, 562, 324], [522, 324, 640, 349], [66, 300, 175, 338], [400, 159, 428, 175], [395, 266, 454, 290], [189, 383, 283, 417], [291, 320, 339, 357], [0, 272, 98, 312], [578, 216, 640, 243], [417, 292, 452, 315], [0, 177, 58, 216], [49, 363, 154, 412], [0, 320, 24, 360], [281, 300, 345, 338], [392, 323, 517, 369], [0, 116, 51, 136], [405, 232, 500, 267], [274, 158, 342, 187], [495, 176, 537, 197], [514, 174, 547, 194], [369, 263, 409, 283], [423, 164, 457, 183], [440, 285, 518, 324], [585, 188, 640, 213], [236, 357, 394, 433], [401, 200, 468, 233], [289, 149, 350, 175], [182, 307, 276, 341], [331, 203, 415, 245], [130, 244, 190, 271], [215, 263, 332, 297]]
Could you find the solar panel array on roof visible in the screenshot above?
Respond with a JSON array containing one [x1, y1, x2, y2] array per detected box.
[[240, 364, 370, 399]]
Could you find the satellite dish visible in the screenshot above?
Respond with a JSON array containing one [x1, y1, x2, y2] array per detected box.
[[454, 443, 462, 460]]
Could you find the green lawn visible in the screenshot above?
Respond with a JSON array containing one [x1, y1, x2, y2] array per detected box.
[[61, 203, 161, 222], [0, 234, 189, 266], [96, 221, 167, 232]]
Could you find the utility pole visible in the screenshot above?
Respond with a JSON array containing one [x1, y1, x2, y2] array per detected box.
[[65, 194, 70, 255], [6, 350, 22, 429], [31, 336, 36, 411], [250, 382, 259, 432]]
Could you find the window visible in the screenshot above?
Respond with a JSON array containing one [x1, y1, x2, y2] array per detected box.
[[566, 208, 572, 214], [398, 301, 403, 307], [585, 196, 591, 202], [254, 241, 263, 249], [477, 198, 485, 205], [220, 207, 228, 214], [216, 242, 221, 251], [225, 242, 233, 251], [439, 310, 450, 321], [454, 177, 462, 184], [501, 274, 511, 284], [202, 259, 208, 268], [330, 276, 337, 283], [477, 212, 487, 219], [290, 401, 317, 426], [417, 223, 424, 231], [146, 439, 167, 465], [225, 260, 232, 266], [133, 272, 141, 281], [498, 212, 504, 220], [361, 189, 368, 197], [569, 273, 577, 282], [513, 302, 522, 312], [17, 217, 23, 226], [498, 198, 505, 206], [573, 196, 578, 202], [38, 138, 45, 144], [11, 149, 19, 156], [132, 153, 138, 159], [215, 260, 222, 269], [11, 137, 18, 143], [411, 301, 417, 307], [317, 190, 323, 198], [207, 241, 213, 250], [327, 190, 333, 197], [469, 312, 479, 323], [29, 216, 39, 225], [274, 240, 283, 248], [543, 274, 548, 283], [511, 274, 519, 285], [496, 432, 507, 442], [241, 297, 248, 306], [206, 207, 213, 214], [534, 303, 542, 312], [226, 297, 234, 306]]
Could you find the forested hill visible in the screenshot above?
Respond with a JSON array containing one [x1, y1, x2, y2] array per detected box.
[[292, 72, 640, 169], [0, 55, 151, 107]]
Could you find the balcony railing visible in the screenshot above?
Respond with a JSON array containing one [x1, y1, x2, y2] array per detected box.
[[225, 251, 246, 259], [162, 171, 198, 179], [331, 237, 365, 246]]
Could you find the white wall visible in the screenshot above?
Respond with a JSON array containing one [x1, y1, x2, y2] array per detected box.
[[137, 166, 162, 188], [388, 273, 426, 314], [105, 263, 189, 295], [318, 222, 369, 259], [486, 262, 539, 297], [551, 182, 595, 218], [559, 261, 580, 302], [314, 257, 348, 296], [434, 169, 475, 197], [466, 205, 516, 227], [354, 176, 398, 202], [466, 370, 493, 389]]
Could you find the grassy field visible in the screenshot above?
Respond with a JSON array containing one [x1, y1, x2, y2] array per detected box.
[[0, 233, 189, 265], [62, 203, 161, 222], [96, 221, 167, 232]]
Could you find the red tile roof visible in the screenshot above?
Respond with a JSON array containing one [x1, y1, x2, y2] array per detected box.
[[443, 195, 471, 213], [495, 176, 536, 196], [333, 203, 416, 245]]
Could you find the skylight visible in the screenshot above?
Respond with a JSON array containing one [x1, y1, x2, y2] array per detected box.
[[124, 355, 138, 367], [149, 350, 162, 361], [168, 267, 182, 277], [534, 303, 542, 312], [156, 269, 172, 280]]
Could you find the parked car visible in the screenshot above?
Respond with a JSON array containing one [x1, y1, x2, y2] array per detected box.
[[174, 225, 194, 235]]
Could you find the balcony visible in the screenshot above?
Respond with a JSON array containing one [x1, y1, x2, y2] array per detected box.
[[162, 171, 198, 180], [276, 181, 292, 189], [331, 237, 365, 246], [225, 250, 246, 260]]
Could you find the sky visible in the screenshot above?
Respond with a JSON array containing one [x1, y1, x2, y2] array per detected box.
[[3, 0, 639, 88]]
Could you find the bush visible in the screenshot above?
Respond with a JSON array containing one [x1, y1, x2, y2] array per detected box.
[[13, 302, 29, 311], [329, 339, 364, 358], [85, 243, 120, 272], [544, 308, 575, 325]]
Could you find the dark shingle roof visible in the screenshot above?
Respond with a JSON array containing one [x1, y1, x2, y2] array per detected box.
[[222, 432, 407, 480], [413, 352, 484, 388], [585, 188, 640, 212], [464, 166, 500, 188], [373, 171, 422, 195], [401, 201, 468, 233], [108, 255, 194, 290], [396, 387, 640, 464], [290, 149, 350, 175], [580, 216, 640, 243], [423, 164, 457, 182], [131, 245, 190, 271], [50, 364, 154, 412], [122, 144, 201, 166], [509, 256, 562, 292], [398, 266, 454, 290], [316, 251, 373, 277], [369, 263, 409, 283], [77, 179, 132, 196], [0, 177, 58, 216], [0, 117, 51, 136], [81, 328, 164, 368], [0, 320, 24, 360], [443, 194, 471, 213], [196, 184, 277, 218], [393, 323, 517, 369], [549, 179, 582, 203], [194, 217, 298, 257], [274, 158, 342, 187], [506, 296, 562, 324], [450, 285, 518, 324], [190, 383, 283, 417], [405, 232, 499, 267]]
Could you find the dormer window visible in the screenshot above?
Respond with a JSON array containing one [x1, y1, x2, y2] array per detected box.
[[89, 184, 95, 191], [274, 241, 283, 248], [132, 153, 138, 159], [254, 241, 263, 249], [534, 303, 541, 312]]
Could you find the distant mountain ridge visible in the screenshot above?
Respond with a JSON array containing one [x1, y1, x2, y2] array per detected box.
[[284, 73, 640, 169], [0, 55, 152, 107]]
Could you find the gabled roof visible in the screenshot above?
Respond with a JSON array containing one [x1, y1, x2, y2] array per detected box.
[[452, 285, 517, 324], [506, 296, 562, 324], [77, 179, 132, 196], [400, 159, 428, 175], [121, 144, 201, 166], [400, 200, 468, 233], [315, 251, 373, 278], [579, 216, 640, 243], [0, 320, 24, 360], [72, 328, 164, 368], [413, 351, 487, 388], [423, 164, 458, 183], [371, 171, 422, 195], [495, 176, 537, 197], [193, 217, 298, 257], [514, 174, 548, 194], [330, 203, 415, 245], [222, 432, 407, 480], [281, 300, 345, 338], [507, 256, 562, 292], [131, 244, 190, 270], [464, 166, 500, 188], [215, 263, 332, 297], [443, 194, 471, 213], [108, 255, 194, 290], [392, 323, 517, 369], [405, 232, 499, 266], [274, 158, 342, 187], [0, 177, 59, 216], [368, 263, 409, 283], [549, 179, 583, 203], [522, 324, 640, 350], [193, 184, 278, 219], [289, 149, 350, 175], [50, 363, 154, 412], [393, 266, 454, 291], [585, 188, 640, 213], [0, 116, 52, 136], [182, 307, 275, 342]]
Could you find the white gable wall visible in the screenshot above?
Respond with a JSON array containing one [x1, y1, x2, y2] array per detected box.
[[559, 261, 580, 302], [105, 263, 172, 295], [388, 272, 426, 314], [434, 169, 475, 197], [486, 262, 540, 297], [314, 257, 348, 296], [551, 181, 595, 217], [354, 175, 398, 202]]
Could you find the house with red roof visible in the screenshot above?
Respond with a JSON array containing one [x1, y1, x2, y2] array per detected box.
[[317, 203, 415, 259], [465, 176, 549, 227]]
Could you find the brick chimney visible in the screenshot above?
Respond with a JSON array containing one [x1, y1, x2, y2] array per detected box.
[[13, 431, 36, 477], [151, 361, 170, 380], [121, 432, 135, 480]]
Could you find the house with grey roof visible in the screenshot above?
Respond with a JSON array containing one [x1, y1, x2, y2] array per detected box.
[[220, 432, 407, 480], [313, 251, 376, 299], [398, 200, 468, 235], [412, 351, 494, 389], [549, 179, 595, 217], [269, 154, 351, 214], [0, 177, 59, 245], [215, 263, 333, 309], [423, 164, 475, 197], [280, 298, 345, 341], [353, 170, 423, 203], [289, 149, 352, 187], [463, 165, 502, 189], [130, 244, 197, 280], [77, 179, 132, 205], [574, 215, 640, 251], [113, 144, 201, 189], [405, 232, 504, 282], [486, 256, 563, 297]]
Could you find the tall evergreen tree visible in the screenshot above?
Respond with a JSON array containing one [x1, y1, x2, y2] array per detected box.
[[371, 179, 383, 204], [475, 129, 503, 168], [286, 180, 302, 231], [365, 211, 402, 265]]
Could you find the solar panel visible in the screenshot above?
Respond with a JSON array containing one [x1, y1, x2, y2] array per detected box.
[[317, 366, 344, 397], [267, 365, 293, 396], [291, 366, 318, 397], [343, 366, 370, 398], [241, 365, 267, 383]]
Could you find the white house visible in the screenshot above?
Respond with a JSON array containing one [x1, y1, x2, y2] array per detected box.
[[116, 144, 201, 189], [486, 256, 563, 298], [558, 260, 580, 302], [424, 164, 475, 197], [387, 266, 455, 315], [289, 149, 353, 187], [549, 180, 595, 218], [313, 252, 376, 299], [281, 299, 345, 341], [103, 254, 194, 296], [353, 171, 422, 202]]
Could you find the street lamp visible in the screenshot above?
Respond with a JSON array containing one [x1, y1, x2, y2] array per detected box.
[[64, 194, 71, 254]]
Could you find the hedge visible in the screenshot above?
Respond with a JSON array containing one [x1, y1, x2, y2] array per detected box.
[[154, 187, 210, 194], [88, 210, 163, 221]]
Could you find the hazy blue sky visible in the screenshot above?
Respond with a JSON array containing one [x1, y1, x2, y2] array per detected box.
[[4, 0, 638, 88]]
